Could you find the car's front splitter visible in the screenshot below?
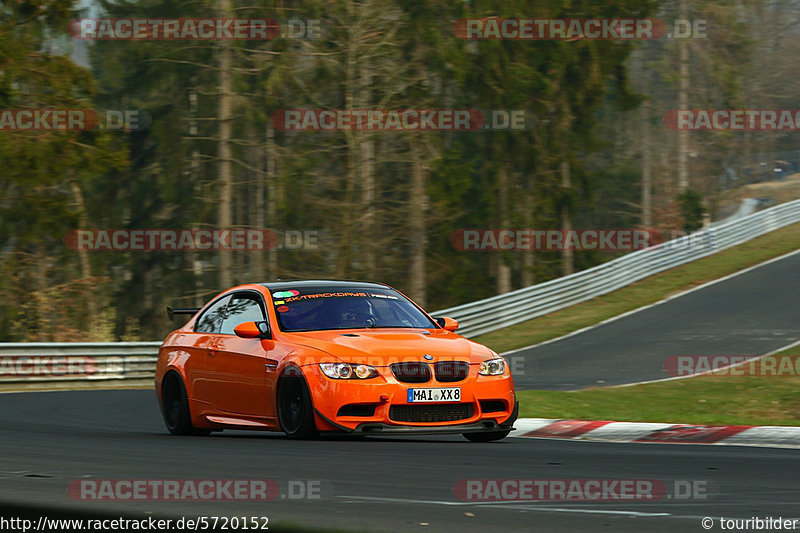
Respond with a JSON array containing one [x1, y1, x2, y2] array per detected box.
[[314, 401, 519, 435], [353, 420, 510, 435]]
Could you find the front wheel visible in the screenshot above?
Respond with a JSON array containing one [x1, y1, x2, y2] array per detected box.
[[462, 430, 511, 442], [277, 373, 318, 439], [161, 373, 211, 436]]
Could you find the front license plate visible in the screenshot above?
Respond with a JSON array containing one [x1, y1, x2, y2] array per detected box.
[[407, 387, 461, 403]]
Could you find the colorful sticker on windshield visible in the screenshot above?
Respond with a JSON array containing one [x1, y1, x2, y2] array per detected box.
[[273, 300, 285, 305], [277, 305, 290, 313], [285, 291, 367, 303], [272, 290, 300, 299]]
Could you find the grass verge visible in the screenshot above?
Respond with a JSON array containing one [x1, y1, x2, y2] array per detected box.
[[516, 345, 800, 426], [474, 221, 800, 354]]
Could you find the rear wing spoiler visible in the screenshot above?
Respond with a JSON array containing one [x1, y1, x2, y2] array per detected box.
[[167, 306, 200, 321]]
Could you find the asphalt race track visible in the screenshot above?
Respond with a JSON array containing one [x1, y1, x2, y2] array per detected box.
[[1, 253, 799, 532], [508, 250, 800, 390], [1, 390, 798, 533]]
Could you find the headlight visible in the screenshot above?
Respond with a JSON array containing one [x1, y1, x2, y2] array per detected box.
[[319, 363, 378, 379], [479, 358, 506, 376], [354, 364, 375, 379]]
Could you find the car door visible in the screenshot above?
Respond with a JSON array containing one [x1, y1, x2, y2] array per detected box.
[[209, 291, 271, 417], [188, 294, 231, 407]]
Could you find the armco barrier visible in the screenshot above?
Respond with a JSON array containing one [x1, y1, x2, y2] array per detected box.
[[432, 198, 800, 337], [0, 198, 798, 387], [0, 342, 160, 385]]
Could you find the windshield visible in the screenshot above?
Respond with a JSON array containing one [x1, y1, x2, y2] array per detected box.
[[270, 287, 437, 332]]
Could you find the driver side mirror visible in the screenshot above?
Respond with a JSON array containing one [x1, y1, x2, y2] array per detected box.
[[433, 316, 459, 332], [234, 321, 271, 339]]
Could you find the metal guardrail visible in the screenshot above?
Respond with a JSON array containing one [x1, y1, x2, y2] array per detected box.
[[0, 342, 160, 385], [432, 198, 800, 337], [0, 198, 798, 387]]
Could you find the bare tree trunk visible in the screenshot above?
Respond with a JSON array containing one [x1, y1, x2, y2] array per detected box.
[[677, 0, 690, 193], [360, 66, 376, 279], [69, 182, 91, 282], [521, 184, 535, 286], [192, 259, 203, 307], [69, 181, 96, 322], [360, 135, 376, 277], [409, 140, 427, 306], [336, 10, 357, 278], [560, 159, 574, 276], [249, 123, 263, 281], [336, 136, 357, 278], [266, 120, 278, 279], [187, 87, 202, 303], [35, 250, 52, 341], [641, 99, 652, 227], [496, 165, 511, 294], [217, 0, 234, 288], [521, 251, 535, 286]]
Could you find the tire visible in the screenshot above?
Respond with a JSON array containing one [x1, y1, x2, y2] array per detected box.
[[462, 430, 511, 443], [161, 372, 211, 436], [277, 373, 318, 439]]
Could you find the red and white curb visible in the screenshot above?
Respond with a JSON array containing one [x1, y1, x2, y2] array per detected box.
[[511, 418, 800, 448]]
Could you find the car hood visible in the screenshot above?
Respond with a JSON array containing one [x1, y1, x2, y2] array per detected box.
[[282, 328, 496, 365]]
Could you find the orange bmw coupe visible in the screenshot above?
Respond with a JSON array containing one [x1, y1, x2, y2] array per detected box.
[[155, 281, 517, 441]]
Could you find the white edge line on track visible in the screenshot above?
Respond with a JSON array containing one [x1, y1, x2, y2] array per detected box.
[[500, 247, 800, 359], [337, 495, 674, 517], [612, 338, 800, 389]]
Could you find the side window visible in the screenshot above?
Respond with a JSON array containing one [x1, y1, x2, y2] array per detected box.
[[195, 295, 231, 333], [220, 293, 266, 335]]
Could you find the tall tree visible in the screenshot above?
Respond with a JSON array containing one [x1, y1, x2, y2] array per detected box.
[[0, 0, 126, 340], [217, 0, 235, 288]]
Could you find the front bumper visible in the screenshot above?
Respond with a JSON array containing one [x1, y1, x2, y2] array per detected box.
[[305, 363, 517, 433], [343, 400, 518, 435]]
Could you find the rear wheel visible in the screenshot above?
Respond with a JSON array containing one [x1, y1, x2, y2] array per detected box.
[[462, 430, 511, 442], [161, 373, 211, 436], [277, 373, 318, 439]]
